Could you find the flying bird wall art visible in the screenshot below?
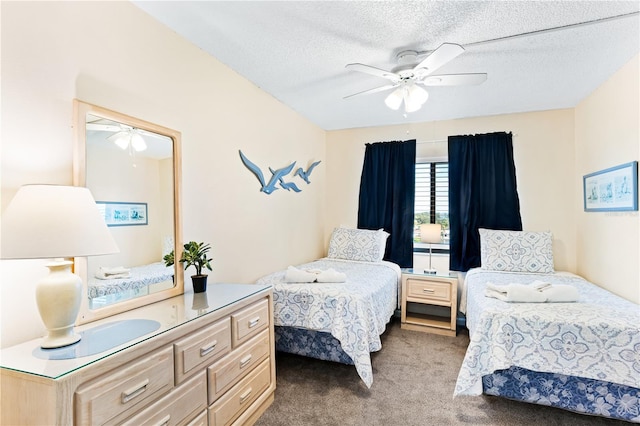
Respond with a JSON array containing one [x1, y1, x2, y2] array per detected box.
[[239, 150, 321, 195]]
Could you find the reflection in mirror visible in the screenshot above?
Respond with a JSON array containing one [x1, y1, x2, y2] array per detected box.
[[73, 100, 183, 324]]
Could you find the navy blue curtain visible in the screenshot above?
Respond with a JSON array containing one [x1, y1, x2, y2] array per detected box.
[[357, 140, 416, 268], [448, 132, 522, 272]]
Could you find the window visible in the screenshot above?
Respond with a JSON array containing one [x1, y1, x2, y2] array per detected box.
[[414, 162, 449, 251]]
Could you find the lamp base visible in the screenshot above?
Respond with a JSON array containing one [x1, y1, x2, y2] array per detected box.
[[423, 269, 437, 275], [37, 259, 83, 349], [40, 329, 81, 349]]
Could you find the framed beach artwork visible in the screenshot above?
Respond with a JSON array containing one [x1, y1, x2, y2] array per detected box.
[[583, 161, 638, 212], [96, 201, 148, 226]]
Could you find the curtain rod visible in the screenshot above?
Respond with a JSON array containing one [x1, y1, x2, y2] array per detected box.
[[417, 134, 519, 145]]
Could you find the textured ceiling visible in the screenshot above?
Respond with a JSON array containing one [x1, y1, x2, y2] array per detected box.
[[133, 1, 640, 131]]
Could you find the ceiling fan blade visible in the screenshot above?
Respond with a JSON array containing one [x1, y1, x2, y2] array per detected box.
[[343, 84, 398, 99], [345, 63, 400, 83], [413, 43, 465, 76], [107, 131, 128, 142], [420, 73, 487, 86], [86, 123, 123, 132]]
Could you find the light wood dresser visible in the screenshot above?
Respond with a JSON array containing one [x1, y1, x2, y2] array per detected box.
[[0, 284, 275, 426]]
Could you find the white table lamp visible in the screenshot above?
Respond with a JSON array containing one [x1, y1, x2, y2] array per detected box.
[[420, 223, 442, 274], [1, 185, 118, 348]]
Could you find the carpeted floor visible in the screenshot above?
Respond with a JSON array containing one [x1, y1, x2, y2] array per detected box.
[[255, 318, 628, 426]]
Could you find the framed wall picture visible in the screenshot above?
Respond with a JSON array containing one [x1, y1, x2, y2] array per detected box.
[[583, 161, 638, 212], [96, 201, 148, 226]]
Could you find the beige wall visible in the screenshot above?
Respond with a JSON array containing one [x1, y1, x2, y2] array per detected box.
[[575, 55, 639, 303], [0, 2, 326, 347], [326, 109, 578, 272]]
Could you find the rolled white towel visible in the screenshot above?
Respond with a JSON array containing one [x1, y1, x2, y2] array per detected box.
[[95, 271, 131, 280], [316, 268, 347, 283], [538, 285, 580, 302], [485, 284, 547, 302], [485, 282, 579, 303], [99, 266, 131, 276], [284, 266, 317, 283]]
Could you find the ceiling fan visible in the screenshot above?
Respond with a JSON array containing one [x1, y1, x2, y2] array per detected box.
[[344, 43, 487, 113]]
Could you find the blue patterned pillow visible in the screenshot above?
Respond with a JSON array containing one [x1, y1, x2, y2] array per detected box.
[[327, 227, 386, 262], [479, 228, 554, 273]]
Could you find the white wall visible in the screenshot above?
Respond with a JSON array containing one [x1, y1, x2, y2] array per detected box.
[[0, 2, 326, 348], [575, 55, 639, 303], [326, 109, 577, 272]]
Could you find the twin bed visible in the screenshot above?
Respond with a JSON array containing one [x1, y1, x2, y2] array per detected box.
[[257, 226, 640, 422], [256, 227, 400, 388], [454, 229, 640, 422]]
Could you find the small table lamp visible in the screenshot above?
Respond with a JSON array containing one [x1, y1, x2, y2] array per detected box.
[[420, 223, 442, 274], [1, 185, 118, 348]]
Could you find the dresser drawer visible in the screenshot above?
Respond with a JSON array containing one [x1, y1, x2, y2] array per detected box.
[[186, 410, 208, 426], [121, 373, 207, 426], [208, 329, 270, 405], [406, 278, 451, 303], [75, 347, 174, 426], [175, 317, 231, 384], [231, 299, 269, 347], [208, 359, 271, 426]]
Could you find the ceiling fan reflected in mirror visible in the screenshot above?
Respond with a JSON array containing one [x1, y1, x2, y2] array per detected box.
[[86, 121, 148, 152], [344, 43, 487, 113]]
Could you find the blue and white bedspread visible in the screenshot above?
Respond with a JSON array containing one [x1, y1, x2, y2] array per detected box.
[[454, 268, 640, 397], [256, 258, 401, 388], [88, 262, 174, 299]]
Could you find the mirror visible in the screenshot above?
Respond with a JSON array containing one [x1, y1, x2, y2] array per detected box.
[[73, 100, 183, 324]]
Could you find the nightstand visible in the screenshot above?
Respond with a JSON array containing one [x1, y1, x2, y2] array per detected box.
[[400, 269, 458, 336]]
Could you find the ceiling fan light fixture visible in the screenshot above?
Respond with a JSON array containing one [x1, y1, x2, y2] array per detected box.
[[404, 96, 423, 113], [384, 88, 403, 110], [113, 133, 130, 150], [408, 84, 429, 105], [130, 132, 147, 152]]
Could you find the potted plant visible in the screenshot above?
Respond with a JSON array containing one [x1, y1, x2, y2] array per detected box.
[[164, 241, 212, 293]]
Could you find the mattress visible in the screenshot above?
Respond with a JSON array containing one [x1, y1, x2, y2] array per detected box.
[[256, 257, 401, 387]]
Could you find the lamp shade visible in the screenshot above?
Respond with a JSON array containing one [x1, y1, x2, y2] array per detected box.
[[1, 185, 119, 259], [420, 223, 442, 244], [384, 88, 404, 110]]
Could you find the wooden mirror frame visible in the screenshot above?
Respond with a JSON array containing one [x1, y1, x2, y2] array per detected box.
[[73, 99, 184, 324]]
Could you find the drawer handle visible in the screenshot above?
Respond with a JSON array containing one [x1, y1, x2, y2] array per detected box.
[[240, 388, 252, 404], [240, 354, 252, 368], [121, 379, 149, 404], [200, 340, 217, 357], [422, 288, 435, 293], [156, 414, 171, 426], [248, 317, 261, 328]]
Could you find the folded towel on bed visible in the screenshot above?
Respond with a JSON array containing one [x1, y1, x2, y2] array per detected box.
[[95, 266, 131, 280], [284, 266, 317, 283], [316, 268, 347, 283], [283, 266, 347, 283], [485, 281, 579, 302]]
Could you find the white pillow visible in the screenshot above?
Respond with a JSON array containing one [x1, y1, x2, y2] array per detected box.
[[328, 227, 387, 262], [479, 228, 554, 273]]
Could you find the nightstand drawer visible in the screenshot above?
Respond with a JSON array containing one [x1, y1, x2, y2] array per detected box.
[[406, 278, 451, 303]]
